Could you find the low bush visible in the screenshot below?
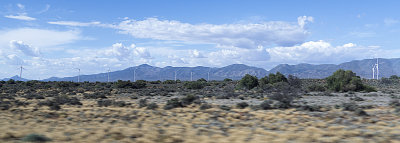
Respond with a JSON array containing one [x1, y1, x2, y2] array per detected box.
[[268, 92, 297, 108], [162, 80, 176, 84], [164, 98, 183, 110], [138, 99, 147, 108], [199, 103, 212, 110], [23, 93, 45, 99], [146, 102, 158, 110], [184, 81, 206, 89], [350, 96, 365, 101], [341, 102, 359, 111], [163, 95, 200, 110], [236, 102, 249, 109], [259, 100, 273, 110], [223, 78, 233, 82], [307, 84, 326, 92], [238, 74, 258, 90], [97, 99, 128, 107], [389, 99, 400, 107], [326, 69, 376, 92], [219, 105, 231, 111], [83, 92, 107, 99], [21, 134, 51, 142]]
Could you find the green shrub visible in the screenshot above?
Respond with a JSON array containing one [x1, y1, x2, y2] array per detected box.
[[150, 80, 161, 84], [219, 105, 231, 111], [199, 103, 212, 110], [326, 69, 375, 92], [138, 99, 148, 108], [341, 102, 359, 111], [390, 75, 400, 80], [6, 79, 15, 84], [133, 80, 147, 89], [162, 80, 176, 84], [21, 133, 51, 142], [181, 94, 199, 106], [239, 74, 259, 90], [287, 75, 301, 88], [184, 81, 206, 89], [197, 78, 207, 82], [164, 98, 183, 110], [114, 80, 146, 89], [307, 84, 326, 92], [146, 102, 158, 110], [268, 72, 287, 84], [236, 102, 249, 109], [268, 92, 296, 108], [223, 78, 233, 82], [259, 100, 273, 110]]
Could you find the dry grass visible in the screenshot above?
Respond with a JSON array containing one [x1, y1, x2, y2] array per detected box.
[[1, 100, 400, 143]]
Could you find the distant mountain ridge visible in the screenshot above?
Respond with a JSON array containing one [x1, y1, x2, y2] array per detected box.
[[2, 58, 400, 81]]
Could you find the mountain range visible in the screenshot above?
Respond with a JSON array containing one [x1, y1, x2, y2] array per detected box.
[[2, 58, 400, 82]]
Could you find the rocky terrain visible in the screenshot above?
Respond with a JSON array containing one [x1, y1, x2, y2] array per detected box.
[[0, 78, 400, 143]]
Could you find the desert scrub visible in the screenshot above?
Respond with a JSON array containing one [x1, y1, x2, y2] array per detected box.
[[307, 84, 326, 92], [164, 98, 183, 110], [138, 99, 148, 108], [163, 95, 200, 110], [97, 99, 129, 107], [199, 103, 212, 110], [184, 81, 207, 89], [219, 105, 231, 111], [146, 102, 158, 110], [236, 102, 249, 109], [326, 69, 376, 92], [21, 133, 51, 142], [238, 74, 259, 90]]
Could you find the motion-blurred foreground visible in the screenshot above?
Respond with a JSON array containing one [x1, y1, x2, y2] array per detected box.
[[1, 71, 400, 142]]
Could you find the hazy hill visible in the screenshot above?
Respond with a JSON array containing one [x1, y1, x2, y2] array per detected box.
[[3, 58, 400, 81], [270, 58, 400, 79]]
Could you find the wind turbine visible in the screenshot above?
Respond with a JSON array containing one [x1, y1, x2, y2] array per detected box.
[[191, 72, 193, 81], [18, 65, 26, 81], [207, 68, 210, 81], [74, 68, 80, 82], [107, 68, 111, 82], [133, 68, 137, 82], [376, 58, 379, 80], [372, 65, 375, 79]]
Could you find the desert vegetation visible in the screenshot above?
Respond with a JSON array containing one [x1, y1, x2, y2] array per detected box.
[[0, 69, 399, 142]]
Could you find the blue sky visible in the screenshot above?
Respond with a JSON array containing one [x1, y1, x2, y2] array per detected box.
[[1, 0, 400, 79]]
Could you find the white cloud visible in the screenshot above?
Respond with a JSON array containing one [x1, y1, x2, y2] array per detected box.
[[100, 43, 152, 61], [384, 18, 399, 26], [113, 17, 312, 48], [48, 21, 101, 27], [189, 49, 205, 58], [134, 47, 152, 59], [9, 40, 40, 57], [5, 14, 36, 21], [267, 40, 378, 64], [17, 3, 25, 9], [0, 28, 82, 49], [38, 4, 50, 14], [4, 54, 24, 65], [297, 16, 314, 28]]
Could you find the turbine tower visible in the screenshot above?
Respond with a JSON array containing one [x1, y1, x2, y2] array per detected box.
[[134, 68, 137, 82], [74, 68, 80, 82], [376, 58, 379, 80], [19, 65, 25, 81], [372, 65, 375, 79], [207, 68, 210, 81], [191, 72, 193, 81], [174, 71, 177, 81], [107, 68, 111, 82]]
